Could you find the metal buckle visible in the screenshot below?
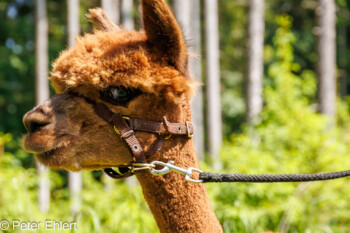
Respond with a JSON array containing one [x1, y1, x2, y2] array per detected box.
[[113, 126, 134, 139], [186, 121, 193, 138], [113, 116, 131, 136], [150, 161, 203, 183], [113, 115, 133, 139], [120, 130, 134, 139]]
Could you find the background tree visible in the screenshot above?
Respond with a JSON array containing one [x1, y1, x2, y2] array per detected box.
[[35, 0, 50, 213], [205, 0, 222, 168], [338, 25, 347, 98], [316, 0, 336, 117], [173, 0, 190, 30], [190, 0, 205, 161], [337, 0, 349, 98], [173, 0, 205, 160], [121, 0, 134, 30], [101, 0, 120, 25], [246, 0, 265, 125]]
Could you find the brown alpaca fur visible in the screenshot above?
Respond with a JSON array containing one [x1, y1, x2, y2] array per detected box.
[[23, 0, 222, 232], [50, 8, 195, 102]]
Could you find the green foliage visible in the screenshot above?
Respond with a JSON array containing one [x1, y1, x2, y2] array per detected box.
[[209, 15, 350, 232], [0, 135, 158, 233], [0, 130, 158, 233]]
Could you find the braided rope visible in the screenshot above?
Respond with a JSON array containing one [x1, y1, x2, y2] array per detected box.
[[199, 170, 350, 183]]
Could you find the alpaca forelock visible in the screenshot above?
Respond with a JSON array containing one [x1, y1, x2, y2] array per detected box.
[[50, 6, 195, 102]]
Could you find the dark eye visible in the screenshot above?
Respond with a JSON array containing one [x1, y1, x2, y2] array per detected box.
[[100, 86, 141, 105]]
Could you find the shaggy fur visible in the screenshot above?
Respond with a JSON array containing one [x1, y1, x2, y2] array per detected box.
[[23, 0, 222, 232], [50, 8, 195, 102]]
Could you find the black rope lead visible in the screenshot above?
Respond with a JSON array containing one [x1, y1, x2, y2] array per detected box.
[[145, 161, 350, 183], [199, 169, 350, 183]]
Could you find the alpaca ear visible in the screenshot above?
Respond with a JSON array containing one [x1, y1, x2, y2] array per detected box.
[[142, 0, 188, 74], [86, 8, 120, 31]]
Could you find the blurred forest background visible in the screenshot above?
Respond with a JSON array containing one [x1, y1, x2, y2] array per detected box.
[[2, 0, 350, 232]]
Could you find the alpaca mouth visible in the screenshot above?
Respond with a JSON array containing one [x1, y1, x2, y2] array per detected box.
[[34, 145, 67, 161], [37, 148, 59, 157], [33, 145, 72, 170]]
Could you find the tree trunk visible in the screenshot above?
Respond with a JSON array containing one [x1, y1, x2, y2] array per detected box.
[[35, 0, 50, 213], [205, 0, 222, 168], [101, 0, 120, 25], [67, 0, 82, 215], [316, 0, 336, 117], [121, 0, 134, 30], [338, 26, 347, 98], [138, 1, 143, 29], [191, 0, 205, 161], [173, 0, 191, 32], [246, 0, 264, 125], [173, 0, 205, 161]]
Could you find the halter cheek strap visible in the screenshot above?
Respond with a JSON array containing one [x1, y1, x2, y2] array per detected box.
[[91, 102, 194, 179]]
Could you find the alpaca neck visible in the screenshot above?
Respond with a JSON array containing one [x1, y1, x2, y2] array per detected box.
[[136, 137, 223, 233]]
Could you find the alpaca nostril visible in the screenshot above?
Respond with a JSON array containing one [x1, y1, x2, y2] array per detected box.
[[25, 121, 50, 134], [23, 109, 53, 134]]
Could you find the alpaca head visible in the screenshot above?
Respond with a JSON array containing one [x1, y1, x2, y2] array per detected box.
[[22, 0, 194, 171]]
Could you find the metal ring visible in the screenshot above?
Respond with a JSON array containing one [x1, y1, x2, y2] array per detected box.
[[158, 133, 172, 140], [114, 125, 121, 135]]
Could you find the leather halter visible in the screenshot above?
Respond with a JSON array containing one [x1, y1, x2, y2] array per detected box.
[[91, 102, 194, 179]]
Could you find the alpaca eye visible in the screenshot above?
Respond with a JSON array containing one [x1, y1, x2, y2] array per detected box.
[[100, 86, 141, 105]]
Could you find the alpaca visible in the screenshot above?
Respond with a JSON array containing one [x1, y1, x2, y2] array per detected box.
[[22, 0, 223, 232]]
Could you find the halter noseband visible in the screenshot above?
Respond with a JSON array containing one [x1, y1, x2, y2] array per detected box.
[[91, 102, 194, 179]]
